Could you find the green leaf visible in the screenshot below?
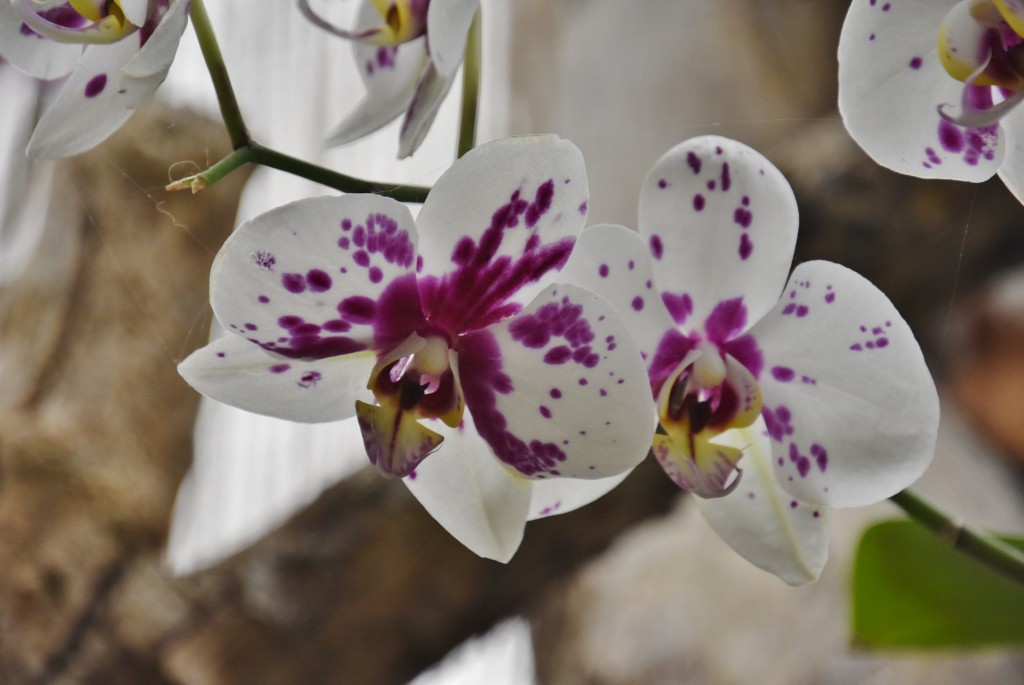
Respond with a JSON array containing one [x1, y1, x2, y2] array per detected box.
[[851, 520, 1024, 649]]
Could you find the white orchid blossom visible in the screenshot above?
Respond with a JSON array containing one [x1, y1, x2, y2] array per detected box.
[[0, 0, 189, 158], [839, 0, 1024, 202], [561, 136, 940, 585], [300, 0, 479, 158], [178, 135, 655, 562]]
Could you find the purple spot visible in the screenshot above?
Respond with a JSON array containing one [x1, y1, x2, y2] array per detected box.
[[354, 250, 370, 267], [882, 2, 890, 10], [825, 292, 835, 304], [338, 296, 377, 324], [693, 194, 705, 211], [341, 219, 352, 231], [720, 162, 731, 191], [649, 235, 664, 260], [813, 511, 821, 518], [84, 74, 107, 98], [877, 337, 889, 348], [578, 201, 588, 215], [244, 322, 258, 331], [869, 33, 875, 40], [306, 269, 332, 292], [790, 500, 798, 509], [811, 443, 828, 472], [796, 305, 808, 317], [686, 151, 701, 174], [599, 264, 609, 278], [850, 343, 863, 351], [282, 273, 306, 293], [771, 366, 795, 382], [939, 120, 965, 153], [544, 346, 572, 364], [733, 207, 752, 228], [707, 179, 717, 191], [738, 234, 753, 260], [539, 405, 552, 418], [369, 266, 383, 284], [661, 292, 693, 325], [216, 352, 226, 358], [338, 237, 351, 249], [909, 56, 923, 70], [550, 388, 562, 399], [298, 371, 322, 388], [258, 295, 270, 304], [270, 364, 291, 374], [631, 296, 644, 311], [658, 179, 668, 189], [253, 251, 276, 270], [741, 195, 750, 206]]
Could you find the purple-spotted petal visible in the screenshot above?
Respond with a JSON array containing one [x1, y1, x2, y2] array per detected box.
[[694, 421, 830, 586], [396, 59, 456, 158], [26, 38, 139, 158], [560, 224, 676, 366], [417, 135, 589, 335], [178, 334, 376, 422], [325, 0, 427, 147], [839, 0, 1003, 181], [425, 0, 478, 78], [458, 283, 654, 480], [639, 136, 798, 332], [0, 1, 83, 79], [210, 195, 422, 360], [748, 261, 939, 508], [403, 412, 531, 562], [527, 470, 632, 520]]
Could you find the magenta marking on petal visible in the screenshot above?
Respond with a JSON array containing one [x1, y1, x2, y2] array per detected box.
[[338, 296, 376, 324], [658, 179, 668, 189], [539, 405, 552, 418], [687, 151, 701, 174], [84, 74, 107, 98], [704, 298, 748, 345], [661, 292, 693, 325], [258, 295, 270, 304], [578, 201, 588, 215], [771, 366, 795, 382], [733, 207, 752, 228], [269, 364, 291, 373], [693, 194, 705, 211], [419, 182, 574, 335], [811, 443, 828, 472], [252, 251, 276, 270], [306, 269, 332, 292], [544, 346, 571, 364], [550, 388, 562, 399], [369, 267, 383, 284], [599, 264, 609, 278], [738, 234, 753, 260], [282, 273, 306, 293], [707, 179, 716, 191], [216, 351, 226, 358], [298, 371, 322, 388], [720, 162, 731, 191], [459, 330, 567, 476], [909, 56, 922, 70], [373, 273, 425, 353], [762, 404, 793, 443], [631, 296, 644, 311], [649, 235, 664, 260]]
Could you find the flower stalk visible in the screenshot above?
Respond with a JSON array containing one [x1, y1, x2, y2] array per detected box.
[[891, 488, 1024, 584]]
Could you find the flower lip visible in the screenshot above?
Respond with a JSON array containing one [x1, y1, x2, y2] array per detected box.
[[13, 0, 140, 44]]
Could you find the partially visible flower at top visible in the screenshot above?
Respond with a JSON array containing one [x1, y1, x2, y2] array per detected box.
[[561, 136, 940, 584], [839, 0, 1024, 202], [298, 0, 479, 158], [0, 0, 190, 158], [178, 135, 656, 561]]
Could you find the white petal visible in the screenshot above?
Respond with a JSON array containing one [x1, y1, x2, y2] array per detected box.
[[396, 59, 456, 158], [459, 282, 655, 479], [527, 470, 632, 520], [210, 195, 422, 359], [118, 0, 150, 27], [416, 135, 589, 335], [560, 224, 676, 365], [119, 0, 189, 107], [0, 1, 82, 80], [425, 0, 478, 78], [695, 421, 830, 586], [403, 412, 531, 562], [749, 261, 940, 508], [996, 101, 1024, 203], [325, 0, 427, 147], [27, 39, 139, 158], [178, 333, 376, 423], [639, 136, 798, 331], [166, 411, 365, 574], [838, 0, 1002, 181]]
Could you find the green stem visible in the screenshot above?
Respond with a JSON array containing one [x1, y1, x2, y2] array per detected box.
[[891, 489, 1024, 584], [167, 143, 431, 203], [456, 8, 482, 158], [189, 0, 250, 149]]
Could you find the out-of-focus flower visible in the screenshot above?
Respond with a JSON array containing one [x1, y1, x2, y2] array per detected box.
[[178, 135, 655, 561], [299, 0, 478, 158], [839, 0, 1024, 202], [0, 0, 190, 158], [561, 136, 940, 584]]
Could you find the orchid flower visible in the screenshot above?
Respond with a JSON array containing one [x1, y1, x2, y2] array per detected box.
[[0, 0, 189, 158], [839, 0, 1024, 201], [300, 0, 479, 158], [560, 136, 940, 584], [178, 135, 656, 561]]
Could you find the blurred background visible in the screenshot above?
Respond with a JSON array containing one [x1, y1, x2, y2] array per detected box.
[[2, 1, 1024, 683]]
